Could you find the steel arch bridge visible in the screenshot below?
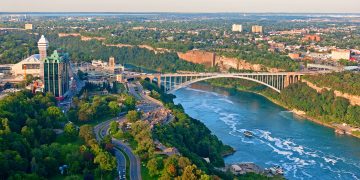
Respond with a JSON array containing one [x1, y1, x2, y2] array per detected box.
[[134, 72, 305, 93]]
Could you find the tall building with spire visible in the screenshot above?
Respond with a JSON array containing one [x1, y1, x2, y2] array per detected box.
[[38, 35, 48, 81], [38, 35, 48, 61]]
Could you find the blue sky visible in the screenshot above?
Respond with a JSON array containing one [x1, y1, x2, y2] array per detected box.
[[1, 0, 360, 13]]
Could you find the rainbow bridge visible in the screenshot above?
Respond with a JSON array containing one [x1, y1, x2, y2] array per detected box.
[[129, 72, 308, 93]]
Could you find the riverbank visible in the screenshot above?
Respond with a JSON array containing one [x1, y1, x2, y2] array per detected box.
[[205, 81, 360, 139], [258, 91, 360, 139]]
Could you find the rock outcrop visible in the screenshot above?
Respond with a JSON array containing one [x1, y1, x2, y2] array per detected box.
[[177, 50, 216, 68], [178, 50, 284, 72], [303, 79, 360, 106]]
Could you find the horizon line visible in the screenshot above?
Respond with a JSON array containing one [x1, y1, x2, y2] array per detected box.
[[1, 12, 360, 15]]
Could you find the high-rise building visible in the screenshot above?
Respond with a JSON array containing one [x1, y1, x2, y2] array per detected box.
[[43, 50, 70, 98], [232, 24, 243, 32], [109, 56, 115, 69], [38, 35, 48, 61], [38, 35, 48, 81], [252, 25, 263, 33]]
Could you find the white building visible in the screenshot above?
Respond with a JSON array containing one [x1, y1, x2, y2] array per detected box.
[[8, 35, 48, 78], [232, 24, 243, 32], [331, 49, 351, 61], [11, 54, 41, 77], [91, 60, 108, 68]]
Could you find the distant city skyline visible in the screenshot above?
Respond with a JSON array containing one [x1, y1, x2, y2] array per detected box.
[[1, 0, 360, 13]]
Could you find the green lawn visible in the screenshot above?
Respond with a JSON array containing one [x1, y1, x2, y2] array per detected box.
[[141, 162, 158, 180]]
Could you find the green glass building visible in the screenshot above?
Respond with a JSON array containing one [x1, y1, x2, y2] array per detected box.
[[43, 50, 70, 97]]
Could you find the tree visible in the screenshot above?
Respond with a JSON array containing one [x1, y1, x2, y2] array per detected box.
[[46, 106, 65, 121], [126, 110, 140, 122], [94, 151, 116, 171], [179, 165, 209, 180], [79, 125, 95, 144], [78, 103, 93, 122], [147, 158, 162, 177], [123, 95, 136, 110], [64, 122, 78, 138], [0, 118, 11, 135], [108, 121, 119, 135], [108, 101, 121, 116]]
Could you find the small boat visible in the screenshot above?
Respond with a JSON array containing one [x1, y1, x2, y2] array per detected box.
[[244, 131, 253, 137]]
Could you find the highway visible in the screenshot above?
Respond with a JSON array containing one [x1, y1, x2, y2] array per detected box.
[[94, 117, 141, 180]]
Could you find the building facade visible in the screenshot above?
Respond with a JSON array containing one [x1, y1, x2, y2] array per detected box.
[[24, 24, 33, 30], [43, 50, 70, 98], [11, 54, 41, 77], [252, 25, 263, 33], [232, 24, 243, 32], [332, 49, 351, 61], [303, 34, 321, 42]]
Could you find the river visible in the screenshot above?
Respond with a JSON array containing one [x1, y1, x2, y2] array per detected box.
[[173, 83, 360, 180]]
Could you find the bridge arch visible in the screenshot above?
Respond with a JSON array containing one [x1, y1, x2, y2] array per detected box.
[[166, 75, 282, 93]]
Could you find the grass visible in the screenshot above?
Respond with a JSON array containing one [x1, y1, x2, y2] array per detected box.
[[55, 134, 84, 145], [352, 130, 360, 137], [140, 162, 158, 180], [75, 115, 114, 127]]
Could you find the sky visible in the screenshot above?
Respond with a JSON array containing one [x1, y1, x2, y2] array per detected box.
[[1, 0, 360, 13]]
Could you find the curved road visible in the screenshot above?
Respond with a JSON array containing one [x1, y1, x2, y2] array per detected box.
[[94, 117, 141, 180]]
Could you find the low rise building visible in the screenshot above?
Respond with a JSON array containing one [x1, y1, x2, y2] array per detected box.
[[24, 23, 33, 30], [303, 34, 321, 42], [332, 49, 351, 61], [288, 53, 301, 60], [11, 54, 41, 77]]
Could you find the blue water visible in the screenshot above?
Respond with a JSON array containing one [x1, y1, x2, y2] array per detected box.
[[173, 83, 360, 180]]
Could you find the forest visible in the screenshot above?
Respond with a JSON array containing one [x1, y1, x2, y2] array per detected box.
[[303, 72, 360, 96], [0, 91, 117, 179], [280, 83, 360, 126]]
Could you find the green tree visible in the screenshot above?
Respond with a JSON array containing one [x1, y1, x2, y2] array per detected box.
[[108, 121, 119, 135], [0, 118, 11, 135], [64, 122, 78, 138], [94, 151, 116, 171], [147, 158, 162, 177], [126, 110, 140, 122], [108, 101, 121, 116]]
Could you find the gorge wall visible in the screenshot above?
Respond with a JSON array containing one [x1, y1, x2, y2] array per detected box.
[[303, 79, 360, 106], [177, 50, 216, 68], [177, 50, 283, 72]]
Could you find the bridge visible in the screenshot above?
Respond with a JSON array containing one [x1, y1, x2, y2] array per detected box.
[[127, 72, 306, 93]]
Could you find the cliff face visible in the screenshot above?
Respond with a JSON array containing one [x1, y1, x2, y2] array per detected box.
[[58, 33, 105, 41], [177, 50, 215, 68], [303, 80, 360, 106], [178, 50, 283, 72]]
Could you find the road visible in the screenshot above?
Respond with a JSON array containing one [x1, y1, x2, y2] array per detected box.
[[94, 117, 141, 180], [127, 82, 162, 113]]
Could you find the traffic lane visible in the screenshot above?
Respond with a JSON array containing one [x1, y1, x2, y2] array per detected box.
[[112, 139, 141, 180], [115, 149, 126, 180]]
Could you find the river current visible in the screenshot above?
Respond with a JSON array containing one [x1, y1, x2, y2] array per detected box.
[[173, 83, 360, 180]]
